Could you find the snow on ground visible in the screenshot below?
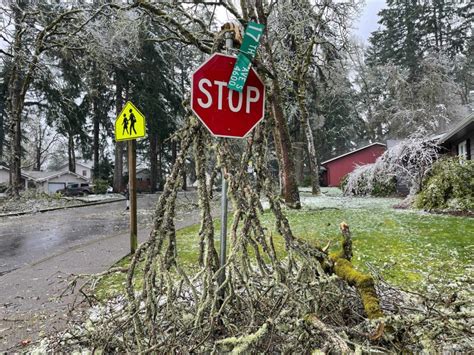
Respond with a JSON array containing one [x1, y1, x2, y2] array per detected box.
[[0, 195, 83, 214], [264, 187, 404, 211], [67, 193, 125, 203], [0, 193, 124, 215]]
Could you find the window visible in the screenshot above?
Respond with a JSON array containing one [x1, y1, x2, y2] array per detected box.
[[82, 170, 87, 176], [458, 140, 467, 159]]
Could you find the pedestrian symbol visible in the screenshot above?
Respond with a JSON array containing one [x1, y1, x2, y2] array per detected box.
[[115, 101, 146, 141]]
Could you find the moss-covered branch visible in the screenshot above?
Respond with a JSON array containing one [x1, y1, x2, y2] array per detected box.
[[330, 223, 384, 320]]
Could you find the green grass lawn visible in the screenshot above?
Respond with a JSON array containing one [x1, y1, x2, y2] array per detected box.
[[178, 189, 473, 289], [280, 203, 473, 288], [96, 189, 474, 298]]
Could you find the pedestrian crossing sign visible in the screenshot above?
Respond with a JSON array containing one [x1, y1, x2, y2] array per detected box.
[[115, 101, 146, 141]]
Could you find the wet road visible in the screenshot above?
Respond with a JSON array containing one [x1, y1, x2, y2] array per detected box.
[[0, 194, 158, 276], [0, 191, 205, 351]]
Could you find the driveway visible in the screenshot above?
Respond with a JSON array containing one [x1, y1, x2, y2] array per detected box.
[[0, 191, 206, 351]]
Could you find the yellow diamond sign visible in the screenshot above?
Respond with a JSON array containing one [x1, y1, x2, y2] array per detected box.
[[115, 101, 146, 141]]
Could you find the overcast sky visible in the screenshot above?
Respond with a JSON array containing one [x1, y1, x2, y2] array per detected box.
[[0, 1, 386, 58], [352, 0, 386, 43]]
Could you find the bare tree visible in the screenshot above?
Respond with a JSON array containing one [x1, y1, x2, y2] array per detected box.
[[23, 114, 60, 171], [1, 3, 82, 196], [133, 0, 302, 207]]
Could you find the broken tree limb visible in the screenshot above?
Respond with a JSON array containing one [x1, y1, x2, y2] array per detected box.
[[330, 222, 384, 320]]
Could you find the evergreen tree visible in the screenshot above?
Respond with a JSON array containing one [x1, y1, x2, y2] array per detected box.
[[367, 0, 472, 72], [368, 0, 425, 79], [36, 51, 89, 173], [129, 30, 183, 192]]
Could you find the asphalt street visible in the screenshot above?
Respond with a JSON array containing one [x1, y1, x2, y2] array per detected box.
[[0, 199, 132, 276], [0, 191, 204, 351]]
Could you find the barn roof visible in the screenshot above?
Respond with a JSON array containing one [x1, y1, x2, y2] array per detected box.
[[321, 142, 386, 165]]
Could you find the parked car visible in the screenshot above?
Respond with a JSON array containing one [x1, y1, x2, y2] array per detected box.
[[57, 183, 92, 196]]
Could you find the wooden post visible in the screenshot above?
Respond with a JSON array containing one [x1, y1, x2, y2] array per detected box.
[[128, 140, 138, 254]]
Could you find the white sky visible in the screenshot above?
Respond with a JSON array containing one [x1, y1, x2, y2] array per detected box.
[[352, 0, 386, 43]]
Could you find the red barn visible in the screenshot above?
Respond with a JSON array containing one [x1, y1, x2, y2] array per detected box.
[[321, 143, 386, 187]]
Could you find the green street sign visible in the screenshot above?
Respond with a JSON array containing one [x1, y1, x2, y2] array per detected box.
[[228, 22, 265, 92]]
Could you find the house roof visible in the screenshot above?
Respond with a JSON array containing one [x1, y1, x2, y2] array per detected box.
[[321, 142, 386, 165], [23, 170, 89, 182], [439, 113, 474, 144], [1, 165, 32, 179], [58, 160, 93, 170], [137, 168, 150, 174]]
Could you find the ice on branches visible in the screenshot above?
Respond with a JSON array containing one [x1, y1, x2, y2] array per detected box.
[[344, 136, 440, 196]]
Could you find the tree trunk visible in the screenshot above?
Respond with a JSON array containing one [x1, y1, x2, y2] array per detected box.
[[182, 164, 187, 191], [35, 128, 41, 171], [149, 132, 158, 193], [294, 141, 305, 186], [7, 14, 24, 197], [68, 133, 75, 172], [9, 108, 22, 195], [6, 3, 77, 196], [263, 41, 300, 208], [298, 90, 320, 195], [113, 69, 125, 192], [269, 83, 301, 208], [171, 140, 177, 165], [92, 96, 100, 180], [157, 139, 163, 191]]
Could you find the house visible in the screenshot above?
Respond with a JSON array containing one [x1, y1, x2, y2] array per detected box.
[[0, 165, 10, 185], [23, 170, 89, 194], [439, 113, 473, 160], [59, 161, 93, 181], [0, 165, 30, 189], [321, 143, 386, 187], [136, 168, 151, 192]]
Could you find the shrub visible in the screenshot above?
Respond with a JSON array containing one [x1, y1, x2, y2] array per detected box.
[[343, 164, 396, 197], [344, 137, 439, 197], [415, 158, 474, 211], [93, 179, 109, 194], [0, 183, 7, 193]]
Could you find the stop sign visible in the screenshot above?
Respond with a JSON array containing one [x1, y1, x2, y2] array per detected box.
[[191, 53, 265, 138]]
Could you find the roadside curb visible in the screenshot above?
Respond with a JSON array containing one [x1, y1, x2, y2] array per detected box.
[[0, 197, 126, 218]]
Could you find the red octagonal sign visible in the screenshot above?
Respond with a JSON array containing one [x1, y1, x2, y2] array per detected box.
[[191, 53, 265, 138]]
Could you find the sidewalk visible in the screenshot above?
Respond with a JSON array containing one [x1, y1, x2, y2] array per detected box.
[[0, 194, 125, 218], [0, 209, 203, 352]]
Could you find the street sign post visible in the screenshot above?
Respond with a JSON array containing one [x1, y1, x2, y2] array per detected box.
[[115, 101, 146, 142], [228, 22, 265, 93], [114, 101, 146, 254], [191, 53, 265, 138], [192, 50, 265, 301]]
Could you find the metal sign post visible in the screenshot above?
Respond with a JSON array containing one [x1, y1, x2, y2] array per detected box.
[[218, 171, 228, 292], [192, 27, 266, 296], [218, 32, 233, 295]]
